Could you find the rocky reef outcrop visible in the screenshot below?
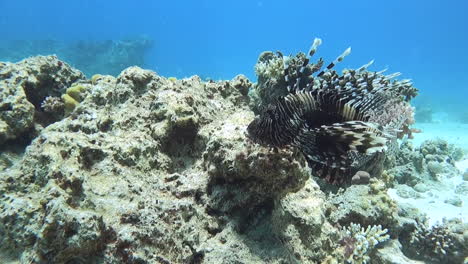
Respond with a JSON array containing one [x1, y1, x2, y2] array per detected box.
[[0, 56, 85, 147]]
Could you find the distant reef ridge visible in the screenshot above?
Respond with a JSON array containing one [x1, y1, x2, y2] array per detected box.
[[0, 37, 153, 77]]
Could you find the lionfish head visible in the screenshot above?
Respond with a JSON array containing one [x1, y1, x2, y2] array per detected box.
[[247, 103, 291, 147]]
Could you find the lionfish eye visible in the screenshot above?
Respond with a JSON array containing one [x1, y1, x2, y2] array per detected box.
[[264, 111, 276, 121], [264, 105, 277, 119]]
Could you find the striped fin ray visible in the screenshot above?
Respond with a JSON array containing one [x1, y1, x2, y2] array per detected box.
[[317, 47, 352, 77], [300, 82, 391, 124], [284, 39, 352, 94], [307, 38, 323, 57], [294, 120, 390, 157], [284, 57, 313, 93], [357, 60, 374, 72], [314, 121, 390, 154]]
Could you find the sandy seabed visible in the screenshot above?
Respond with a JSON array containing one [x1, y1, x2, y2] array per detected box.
[[389, 118, 468, 226]]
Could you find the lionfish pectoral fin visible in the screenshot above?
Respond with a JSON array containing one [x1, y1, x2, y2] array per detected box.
[[293, 129, 351, 169], [294, 121, 388, 184], [309, 162, 348, 185], [316, 121, 390, 155], [293, 129, 350, 184]]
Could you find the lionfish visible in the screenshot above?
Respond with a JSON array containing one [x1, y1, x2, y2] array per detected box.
[[247, 38, 414, 184]]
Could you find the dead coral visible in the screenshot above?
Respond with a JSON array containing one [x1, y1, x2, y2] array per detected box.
[[325, 180, 398, 230], [203, 115, 311, 221], [271, 178, 335, 262]]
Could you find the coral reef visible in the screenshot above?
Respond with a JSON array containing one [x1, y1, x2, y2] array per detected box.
[[325, 180, 398, 230], [385, 137, 467, 240], [61, 83, 92, 114], [374, 240, 425, 264], [2, 61, 319, 263], [351, 171, 371, 185], [41, 96, 65, 118], [387, 139, 463, 185], [270, 178, 337, 262], [0, 43, 459, 263], [250, 51, 289, 112]]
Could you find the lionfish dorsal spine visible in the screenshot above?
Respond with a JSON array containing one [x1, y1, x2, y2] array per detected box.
[[317, 47, 352, 77]]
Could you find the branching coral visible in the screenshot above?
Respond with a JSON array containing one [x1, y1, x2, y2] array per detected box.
[[41, 96, 65, 120], [250, 52, 288, 112], [254, 52, 284, 81], [339, 223, 390, 264], [367, 100, 415, 139], [406, 220, 463, 262], [41, 96, 65, 113]]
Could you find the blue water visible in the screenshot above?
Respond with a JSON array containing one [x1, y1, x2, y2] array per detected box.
[[1, 0, 467, 110]]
